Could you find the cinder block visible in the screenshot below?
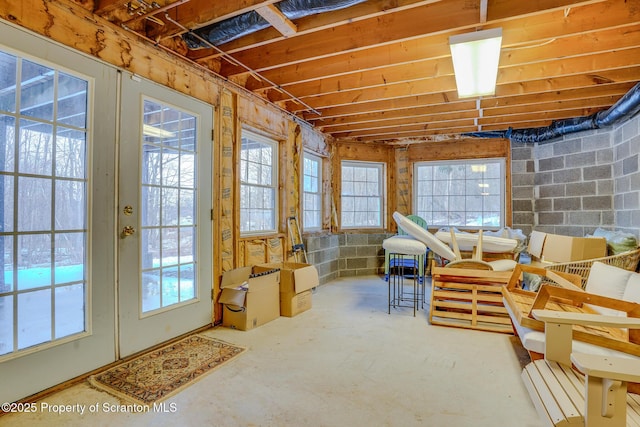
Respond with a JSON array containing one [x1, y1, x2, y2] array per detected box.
[[582, 165, 613, 181], [583, 133, 612, 151], [340, 246, 357, 258], [346, 234, 368, 246], [624, 191, 640, 209], [538, 212, 564, 224], [565, 152, 596, 168], [346, 258, 367, 269], [534, 198, 552, 211], [553, 168, 581, 184], [553, 138, 582, 156], [582, 195, 612, 210], [513, 199, 532, 212], [512, 186, 534, 199], [623, 154, 639, 175], [566, 181, 596, 196], [534, 171, 553, 185], [539, 156, 564, 171], [596, 148, 614, 164], [568, 211, 601, 225], [511, 146, 533, 160], [553, 197, 582, 211], [539, 184, 565, 198], [513, 173, 535, 186], [615, 141, 630, 161]]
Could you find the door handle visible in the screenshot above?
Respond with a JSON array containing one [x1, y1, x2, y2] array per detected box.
[[121, 225, 136, 238]]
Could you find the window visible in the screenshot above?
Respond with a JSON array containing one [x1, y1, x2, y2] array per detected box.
[[302, 152, 322, 231], [140, 99, 198, 313], [341, 161, 385, 229], [414, 158, 505, 229], [240, 130, 277, 235], [0, 51, 90, 356]]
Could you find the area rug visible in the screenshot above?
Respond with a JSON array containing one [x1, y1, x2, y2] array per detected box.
[[89, 334, 246, 405]]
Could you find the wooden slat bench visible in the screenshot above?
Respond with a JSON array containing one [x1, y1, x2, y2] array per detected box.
[[523, 310, 640, 427], [430, 266, 513, 333]]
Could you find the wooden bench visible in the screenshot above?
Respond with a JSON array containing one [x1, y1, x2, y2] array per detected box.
[[523, 310, 640, 426], [430, 266, 513, 333]]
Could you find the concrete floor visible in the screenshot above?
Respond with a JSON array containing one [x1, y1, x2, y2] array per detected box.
[[1, 276, 543, 427]]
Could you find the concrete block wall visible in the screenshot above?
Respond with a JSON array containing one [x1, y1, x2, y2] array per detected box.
[[511, 113, 640, 240], [511, 144, 536, 236], [304, 232, 392, 283], [304, 234, 340, 285], [337, 233, 391, 278], [531, 130, 615, 237], [612, 114, 640, 239]]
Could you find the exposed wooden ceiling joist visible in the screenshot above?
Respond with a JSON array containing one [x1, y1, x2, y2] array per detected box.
[[81, 0, 640, 144]]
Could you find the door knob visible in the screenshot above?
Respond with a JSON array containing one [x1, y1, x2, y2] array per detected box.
[[121, 225, 136, 238]]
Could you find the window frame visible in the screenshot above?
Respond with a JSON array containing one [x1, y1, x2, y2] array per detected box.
[[239, 129, 278, 236], [0, 48, 94, 360], [302, 151, 322, 232], [340, 160, 386, 230], [413, 158, 506, 230]]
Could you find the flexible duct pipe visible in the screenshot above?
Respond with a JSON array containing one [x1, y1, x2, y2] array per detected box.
[[183, 0, 366, 49], [464, 81, 640, 143]]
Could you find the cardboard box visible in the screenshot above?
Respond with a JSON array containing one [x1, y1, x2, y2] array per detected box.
[[219, 266, 280, 331], [280, 289, 312, 317], [528, 231, 607, 263], [256, 262, 319, 317]]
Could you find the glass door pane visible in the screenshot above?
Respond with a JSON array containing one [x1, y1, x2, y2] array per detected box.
[[141, 99, 197, 313]]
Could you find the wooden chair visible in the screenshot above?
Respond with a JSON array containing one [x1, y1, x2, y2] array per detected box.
[[523, 309, 640, 426]]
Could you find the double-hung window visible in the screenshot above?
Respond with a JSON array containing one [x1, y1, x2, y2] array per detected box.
[[413, 158, 505, 229], [340, 160, 385, 229], [302, 152, 322, 231], [239, 130, 277, 235]]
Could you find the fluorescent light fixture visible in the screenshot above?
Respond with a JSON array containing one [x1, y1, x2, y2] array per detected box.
[[449, 28, 502, 98], [143, 124, 175, 138], [471, 164, 487, 172]]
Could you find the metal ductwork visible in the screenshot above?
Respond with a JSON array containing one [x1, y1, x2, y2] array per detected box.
[[183, 0, 366, 49], [463, 81, 640, 143]]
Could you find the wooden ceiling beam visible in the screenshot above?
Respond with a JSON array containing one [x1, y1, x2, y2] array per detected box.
[[185, 0, 444, 59], [216, 0, 620, 78], [255, 4, 297, 37], [283, 48, 640, 111], [217, 0, 482, 74], [321, 111, 481, 133], [271, 21, 640, 96]]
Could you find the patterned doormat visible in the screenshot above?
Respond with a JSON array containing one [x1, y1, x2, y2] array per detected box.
[[89, 334, 246, 405]]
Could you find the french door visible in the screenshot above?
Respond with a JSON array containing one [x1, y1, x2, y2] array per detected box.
[[117, 74, 213, 357], [0, 22, 117, 403]]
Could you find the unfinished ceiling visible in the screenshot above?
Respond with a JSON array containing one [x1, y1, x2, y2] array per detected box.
[[83, 0, 640, 144]]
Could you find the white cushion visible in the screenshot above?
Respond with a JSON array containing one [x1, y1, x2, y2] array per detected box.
[[382, 235, 426, 256], [487, 259, 517, 271], [623, 272, 640, 303], [392, 211, 457, 261], [435, 230, 518, 253], [585, 262, 633, 316], [503, 298, 638, 360]]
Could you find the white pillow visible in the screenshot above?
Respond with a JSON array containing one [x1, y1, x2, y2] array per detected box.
[[392, 212, 457, 261], [623, 272, 640, 304], [585, 262, 632, 300], [585, 262, 633, 316]]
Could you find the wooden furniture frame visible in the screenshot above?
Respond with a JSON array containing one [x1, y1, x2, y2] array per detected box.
[[523, 309, 640, 427], [503, 264, 640, 359], [430, 265, 513, 333]]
